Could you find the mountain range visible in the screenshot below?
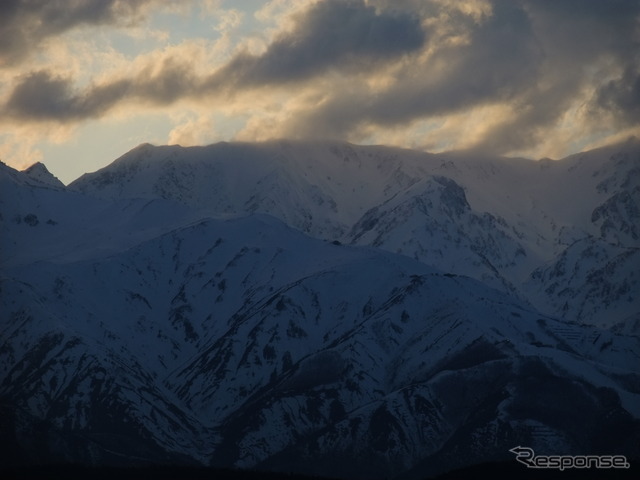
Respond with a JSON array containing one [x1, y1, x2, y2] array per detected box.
[[1, 138, 639, 478]]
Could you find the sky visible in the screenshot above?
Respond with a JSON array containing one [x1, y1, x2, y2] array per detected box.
[[1, 0, 639, 184]]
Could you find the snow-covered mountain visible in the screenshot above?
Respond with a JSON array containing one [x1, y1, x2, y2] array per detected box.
[[69, 138, 640, 328], [1, 139, 639, 478]]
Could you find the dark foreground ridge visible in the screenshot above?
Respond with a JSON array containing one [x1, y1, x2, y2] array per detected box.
[[0, 465, 332, 480], [1, 460, 637, 480], [431, 459, 638, 479]]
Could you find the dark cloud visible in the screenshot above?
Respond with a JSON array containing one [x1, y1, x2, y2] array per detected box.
[[0, 0, 160, 67], [279, 0, 543, 138], [379, 0, 542, 120], [135, 58, 199, 105], [5, 71, 79, 119], [478, 0, 640, 151], [471, 77, 580, 154], [207, 0, 427, 88], [4, 70, 131, 120], [2, 0, 426, 122], [4, 58, 196, 121], [279, 0, 640, 151], [596, 66, 640, 125], [520, 0, 639, 69]]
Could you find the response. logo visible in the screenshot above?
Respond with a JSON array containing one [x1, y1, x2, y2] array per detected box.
[[509, 446, 630, 470]]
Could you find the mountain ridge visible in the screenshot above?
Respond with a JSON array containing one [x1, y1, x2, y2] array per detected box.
[[64, 137, 640, 328]]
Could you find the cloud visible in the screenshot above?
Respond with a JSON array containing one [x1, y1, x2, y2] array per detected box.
[[470, 0, 640, 153], [1, 0, 638, 160], [266, 0, 640, 153], [3, 55, 202, 121], [255, 0, 314, 24], [0, 0, 176, 67], [271, 0, 542, 139], [2, 0, 426, 123], [168, 114, 216, 146], [208, 0, 427, 88], [4, 70, 130, 120], [0, 132, 43, 170], [595, 66, 640, 126]]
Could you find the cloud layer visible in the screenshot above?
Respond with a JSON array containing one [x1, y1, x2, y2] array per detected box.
[[214, 0, 426, 86], [1, 0, 639, 165], [0, 0, 171, 67]]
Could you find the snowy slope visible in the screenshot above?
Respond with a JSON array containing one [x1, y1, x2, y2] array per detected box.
[[2, 158, 640, 477], [347, 175, 529, 294], [517, 142, 640, 328], [2, 215, 639, 476]]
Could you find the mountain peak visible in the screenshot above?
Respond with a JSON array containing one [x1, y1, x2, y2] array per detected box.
[[22, 162, 65, 188]]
